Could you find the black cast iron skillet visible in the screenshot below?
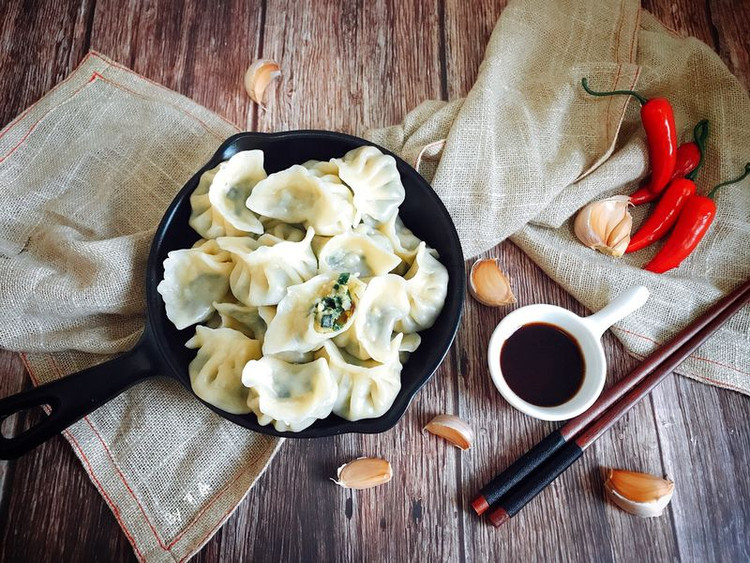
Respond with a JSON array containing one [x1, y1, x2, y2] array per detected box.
[[0, 130, 465, 459]]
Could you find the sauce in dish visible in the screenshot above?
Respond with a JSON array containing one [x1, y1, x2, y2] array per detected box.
[[500, 323, 585, 407]]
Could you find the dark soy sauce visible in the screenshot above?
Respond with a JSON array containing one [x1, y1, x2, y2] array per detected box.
[[500, 322, 585, 407]]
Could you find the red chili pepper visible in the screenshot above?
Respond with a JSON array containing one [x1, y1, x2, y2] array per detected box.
[[645, 163, 750, 274], [630, 136, 704, 205], [626, 178, 697, 253], [626, 120, 709, 253], [582, 78, 677, 197]]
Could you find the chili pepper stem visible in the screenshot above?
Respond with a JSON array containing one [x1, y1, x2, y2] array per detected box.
[[581, 78, 648, 105], [707, 163, 750, 199], [684, 119, 709, 181]]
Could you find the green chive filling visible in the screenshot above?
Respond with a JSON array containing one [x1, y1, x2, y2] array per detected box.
[[313, 273, 354, 332]]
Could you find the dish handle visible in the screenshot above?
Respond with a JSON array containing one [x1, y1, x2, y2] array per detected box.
[[0, 340, 160, 460]]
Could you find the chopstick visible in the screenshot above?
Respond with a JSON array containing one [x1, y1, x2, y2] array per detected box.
[[470, 278, 750, 520]]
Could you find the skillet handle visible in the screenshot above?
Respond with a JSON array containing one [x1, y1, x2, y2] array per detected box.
[[0, 342, 159, 460]]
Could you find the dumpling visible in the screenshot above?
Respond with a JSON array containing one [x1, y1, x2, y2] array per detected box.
[[369, 214, 424, 264], [242, 357, 337, 432], [263, 273, 367, 358], [260, 218, 306, 242], [157, 239, 233, 330], [332, 146, 405, 223], [217, 227, 317, 306], [190, 150, 266, 238], [302, 159, 339, 178], [212, 300, 268, 341], [186, 326, 262, 414], [396, 242, 449, 334], [399, 333, 422, 363], [317, 231, 401, 279], [334, 274, 410, 362], [246, 165, 356, 235], [315, 337, 402, 421]]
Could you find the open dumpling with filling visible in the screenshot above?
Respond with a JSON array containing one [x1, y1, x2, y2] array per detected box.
[[217, 227, 317, 306], [186, 326, 262, 414], [332, 146, 405, 223], [242, 357, 337, 432], [246, 165, 355, 235], [334, 274, 410, 362], [157, 239, 233, 330], [189, 150, 266, 238], [263, 272, 366, 358], [315, 337, 402, 421], [396, 242, 449, 334]]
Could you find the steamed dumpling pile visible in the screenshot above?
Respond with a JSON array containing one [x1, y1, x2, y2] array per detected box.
[[157, 146, 449, 432]]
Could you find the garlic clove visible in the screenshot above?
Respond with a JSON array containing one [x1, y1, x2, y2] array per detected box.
[[332, 457, 392, 489], [469, 258, 516, 307], [423, 414, 474, 450], [574, 196, 633, 258], [604, 468, 674, 518], [244, 59, 281, 107]]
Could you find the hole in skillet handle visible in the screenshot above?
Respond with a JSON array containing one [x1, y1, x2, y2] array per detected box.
[[146, 130, 466, 438]]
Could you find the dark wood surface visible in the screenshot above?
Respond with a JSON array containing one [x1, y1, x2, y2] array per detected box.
[[1, 0, 749, 561]]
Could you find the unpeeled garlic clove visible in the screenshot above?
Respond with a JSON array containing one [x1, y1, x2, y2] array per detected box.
[[244, 59, 281, 107], [469, 259, 516, 307], [604, 468, 674, 518], [332, 457, 392, 489], [423, 414, 474, 450], [574, 196, 633, 258]]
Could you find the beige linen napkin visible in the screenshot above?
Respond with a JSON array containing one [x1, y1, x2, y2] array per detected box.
[[0, 53, 281, 562], [369, 0, 750, 393]]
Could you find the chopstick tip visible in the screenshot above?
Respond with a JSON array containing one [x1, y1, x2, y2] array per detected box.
[[488, 506, 510, 528], [471, 495, 490, 515]]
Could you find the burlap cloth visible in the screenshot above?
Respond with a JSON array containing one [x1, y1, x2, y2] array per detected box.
[[0, 0, 748, 560], [369, 0, 749, 393]]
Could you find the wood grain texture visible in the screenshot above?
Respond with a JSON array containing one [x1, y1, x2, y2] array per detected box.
[[0, 0, 749, 561]]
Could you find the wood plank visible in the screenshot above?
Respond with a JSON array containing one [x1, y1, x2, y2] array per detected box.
[[708, 0, 750, 89], [444, 0, 507, 99], [0, 1, 748, 561], [0, 351, 26, 518], [651, 375, 750, 561], [200, 1, 459, 561], [0, 0, 94, 128], [0, 406, 136, 562], [89, 0, 265, 128], [454, 241, 678, 560], [255, 0, 444, 135]]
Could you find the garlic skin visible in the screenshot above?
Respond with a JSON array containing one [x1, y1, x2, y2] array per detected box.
[[574, 196, 633, 258], [332, 457, 392, 490], [604, 468, 674, 518], [469, 259, 516, 307], [244, 59, 281, 107], [424, 414, 474, 450]]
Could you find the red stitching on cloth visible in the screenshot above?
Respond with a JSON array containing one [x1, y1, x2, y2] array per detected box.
[[628, 6, 641, 63], [612, 327, 750, 375], [0, 52, 95, 139], [89, 73, 226, 140], [178, 499, 240, 563], [5, 57, 258, 558], [604, 64, 622, 142], [86, 51, 242, 133], [0, 78, 96, 164], [18, 354, 146, 563], [166, 462, 257, 549], [623, 349, 748, 395], [47, 351, 265, 554], [46, 357, 170, 551]]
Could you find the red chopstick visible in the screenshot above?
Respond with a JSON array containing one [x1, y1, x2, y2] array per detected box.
[[471, 278, 750, 518]]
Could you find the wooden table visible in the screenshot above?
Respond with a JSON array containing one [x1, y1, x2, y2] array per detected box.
[[1, 1, 748, 561]]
